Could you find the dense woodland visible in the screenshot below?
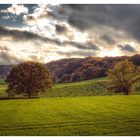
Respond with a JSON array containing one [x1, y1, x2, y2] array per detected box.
[[1, 54, 140, 83], [46, 54, 140, 83]]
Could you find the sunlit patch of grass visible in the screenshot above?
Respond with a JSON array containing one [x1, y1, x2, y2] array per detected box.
[[0, 95, 139, 135]]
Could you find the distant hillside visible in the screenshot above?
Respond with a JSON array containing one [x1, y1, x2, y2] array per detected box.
[[1, 54, 140, 83], [46, 54, 140, 83]]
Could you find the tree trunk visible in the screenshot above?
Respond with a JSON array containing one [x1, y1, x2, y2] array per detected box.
[[123, 90, 129, 95], [27, 88, 32, 98], [28, 94, 31, 98]]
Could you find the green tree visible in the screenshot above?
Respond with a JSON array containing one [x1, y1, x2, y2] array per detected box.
[[5, 61, 52, 98], [107, 60, 140, 95]]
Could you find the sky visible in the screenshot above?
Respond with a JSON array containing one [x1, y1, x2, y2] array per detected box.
[[0, 4, 140, 64]]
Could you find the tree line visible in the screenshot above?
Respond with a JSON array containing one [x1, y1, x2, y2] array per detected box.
[[4, 56, 140, 98], [1, 55, 140, 83], [46, 54, 140, 83]]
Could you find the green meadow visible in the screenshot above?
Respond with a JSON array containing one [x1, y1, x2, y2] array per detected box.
[[0, 78, 140, 136], [0, 77, 140, 98]]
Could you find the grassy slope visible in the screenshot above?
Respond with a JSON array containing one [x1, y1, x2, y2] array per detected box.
[[1, 77, 140, 98], [0, 77, 108, 97], [0, 84, 6, 97], [42, 77, 110, 97], [0, 78, 108, 97], [0, 95, 140, 136], [0, 77, 114, 97]]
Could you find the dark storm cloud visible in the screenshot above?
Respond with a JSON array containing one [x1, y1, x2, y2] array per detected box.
[[66, 41, 100, 51], [55, 24, 67, 33], [58, 4, 140, 41], [0, 25, 43, 40], [68, 18, 87, 30], [100, 34, 115, 45], [118, 44, 136, 52], [90, 44, 100, 50], [0, 25, 62, 45], [58, 4, 117, 30], [0, 25, 100, 51]]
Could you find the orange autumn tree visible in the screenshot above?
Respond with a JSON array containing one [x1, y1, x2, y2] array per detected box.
[[5, 61, 52, 98], [107, 60, 140, 95]]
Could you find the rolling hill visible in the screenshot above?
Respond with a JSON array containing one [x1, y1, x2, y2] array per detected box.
[[1, 54, 140, 83]]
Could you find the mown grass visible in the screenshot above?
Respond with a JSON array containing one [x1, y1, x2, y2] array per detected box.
[[0, 95, 139, 136], [0, 78, 140, 135]]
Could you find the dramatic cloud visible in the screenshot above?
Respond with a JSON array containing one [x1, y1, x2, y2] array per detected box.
[[58, 5, 140, 42], [67, 41, 100, 51], [0, 4, 140, 64], [23, 4, 57, 25], [0, 4, 28, 15], [0, 25, 63, 45], [118, 44, 137, 53], [0, 25, 101, 52], [100, 34, 115, 45]]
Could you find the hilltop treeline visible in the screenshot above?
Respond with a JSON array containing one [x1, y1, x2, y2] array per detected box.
[[46, 54, 140, 83], [1, 54, 140, 83]]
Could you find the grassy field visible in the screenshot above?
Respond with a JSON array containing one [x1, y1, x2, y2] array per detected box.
[[0, 78, 140, 136], [0, 95, 139, 136]]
